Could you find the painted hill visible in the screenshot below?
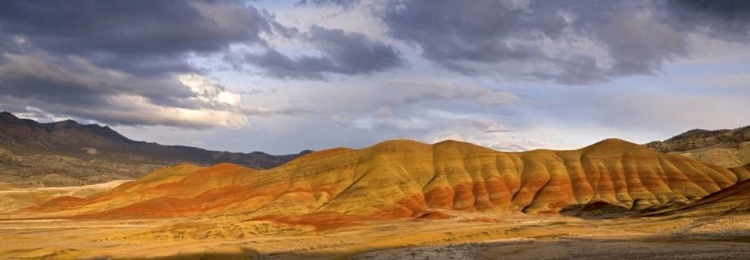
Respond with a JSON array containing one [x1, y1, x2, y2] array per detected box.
[[650, 163, 750, 217], [26, 138, 750, 228], [0, 112, 310, 187], [647, 126, 750, 168]]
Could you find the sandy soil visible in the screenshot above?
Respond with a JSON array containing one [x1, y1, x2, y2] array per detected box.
[[0, 180, 130, 214], [1, 212, 749, 259]]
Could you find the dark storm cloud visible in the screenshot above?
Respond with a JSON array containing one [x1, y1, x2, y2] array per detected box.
[[240, 26, 405, 80], [308, 26, 405, 75], [383, 0, 685, 84], [240, 49, 336, 80], [0, 0, 296, 127], [0, 1, 272, 52], [379, 0, 749, 84], [0, 53, 191, 106], [0, 52, 233, 127], [663, 0, 750, 41], [0, 0, 279, 75], [0, 0, 403, 128]]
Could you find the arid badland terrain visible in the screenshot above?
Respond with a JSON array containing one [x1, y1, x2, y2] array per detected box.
[[2, 114, 750, 259]]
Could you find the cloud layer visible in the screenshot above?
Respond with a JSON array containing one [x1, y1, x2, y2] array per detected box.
[[380, 0, 750, 84], [237, 26, 405, 79], [0, 0, 403, 128], [1, 0, 749, 153]]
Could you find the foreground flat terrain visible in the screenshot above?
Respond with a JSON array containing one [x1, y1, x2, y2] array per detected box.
[[1, 212, 750, 259]]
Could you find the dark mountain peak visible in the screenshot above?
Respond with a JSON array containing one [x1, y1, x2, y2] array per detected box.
[[0, 113, 309, 171], [49, 119, 81, 128], [82, 124, 132, 142], [41, 119, 127, 140], [0, 111, 20, 122]]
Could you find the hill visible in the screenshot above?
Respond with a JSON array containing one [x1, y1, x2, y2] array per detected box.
[[0, 112, 310, 187], [647, 126, 750, 168], [25, 138, 750, 229], [649, 163, 750, 217]]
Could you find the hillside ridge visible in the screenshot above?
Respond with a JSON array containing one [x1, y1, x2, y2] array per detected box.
[[26, 138, 750, 228], [0, 112, 310, 187], [649, 163, 750, 217], [647, 125, 750, 168]]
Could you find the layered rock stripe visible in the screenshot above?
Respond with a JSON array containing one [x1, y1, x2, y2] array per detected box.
[[655, 163, 750, 217], [27, 139, 750, 229]]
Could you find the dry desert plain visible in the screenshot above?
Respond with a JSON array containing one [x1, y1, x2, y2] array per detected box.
[[2, 212, 750, 259], [1, 139, 750, 259]]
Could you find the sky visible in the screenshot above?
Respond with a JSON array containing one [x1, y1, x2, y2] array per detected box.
[[1, 0, 749, 154]]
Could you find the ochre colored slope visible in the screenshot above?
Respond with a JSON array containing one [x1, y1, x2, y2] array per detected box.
[[27, 139, 749, 224], [0, 180, 128, 213], [653, 163, 750, 216]]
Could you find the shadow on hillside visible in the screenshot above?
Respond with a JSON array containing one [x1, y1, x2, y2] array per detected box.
[[558, 201, 640, 220], [145, 248, 262, 260]]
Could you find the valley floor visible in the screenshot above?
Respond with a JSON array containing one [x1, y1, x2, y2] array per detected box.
[[1, 212, 750, 259]]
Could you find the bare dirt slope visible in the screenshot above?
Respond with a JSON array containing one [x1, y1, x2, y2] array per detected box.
[[652, 163, 750, 217], [15, 138, 749, 229], [0, 180, 129, 214], [2, 213, 750, 259]]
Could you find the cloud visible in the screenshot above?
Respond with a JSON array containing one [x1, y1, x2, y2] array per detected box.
[[0, 52, 313, 128], [329, 114, 350, 128], [0, 52, 250, 128], [378, 0, 750, 84], [238, 25, 405, 79], [663, 0, 750, 42], [471, 119, 510, 133], [0, 94, 249, 129], [178, 74, 241, 106], [0, 0, 282, 75], [392, 80, 520, 107], [296, 0, 362, 9], [240, 106, 314, 117], [375, 106, 392, 118], [1, 0, 748, 156], [0, 0, 302, 128], [0, 53, 189, 108]]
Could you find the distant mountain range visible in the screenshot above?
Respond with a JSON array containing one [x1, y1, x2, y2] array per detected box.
[[0, 112, 310, 187], [646, 126, 750, 168]]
